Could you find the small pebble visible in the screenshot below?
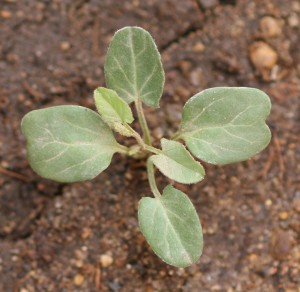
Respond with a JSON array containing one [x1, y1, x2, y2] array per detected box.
[[1, 161, 9, 168], [17, 94, 26, 102], [175, 86, 190, 100], [292, 194, 300, 212], [75, 260, 84, 268], [260, 16, 282, 37], [270, 229, 292, 260], [54, 198, 62, 209], [81, 227, 92, 240], [249, 41, 278, 70], [125, 172, 133, 180], [211, 284, 222, 291], [60, 41, 71, 51], [75, 249, 87, 261], [0, 10, 12, 19], [190, 68, 206, 87], [192, 42, 205, 54], [153, 127, 164, 139], [279, 211, 288, 220], [37, 183, 46, 191], [265, 199, 272, 207], [292, 1, 300, 12], [197, 0, 218, 10], [74, 274, 84, 286], [165, 104, 181, 123], [248, 253, 258, 263], [6, 53, 19, 64], [178, 60, 192, 78], [100, 254, 113, 267], [288, 13, 299, 28]]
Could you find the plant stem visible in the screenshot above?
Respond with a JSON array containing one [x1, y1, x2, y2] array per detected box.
[[124, 124, 145, 148], [170, 130, 182, 141], [135, 99, 152, 145], [146, 158, 161, 199], [119, 124, 162, 156], [116, 144, 130, 155], [144, 144, 162, 155]]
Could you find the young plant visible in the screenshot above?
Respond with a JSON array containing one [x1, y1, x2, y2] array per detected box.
[[21, 27, 271, 268]]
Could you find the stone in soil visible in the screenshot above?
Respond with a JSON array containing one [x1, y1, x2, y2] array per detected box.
[[260, 16, 282, 37], [100, 254, 113, 268], [197, 0, 219, 10], [249, 41, 278, 70]]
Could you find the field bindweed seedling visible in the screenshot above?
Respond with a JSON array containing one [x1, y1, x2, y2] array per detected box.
[[21, 27, 271, 268]]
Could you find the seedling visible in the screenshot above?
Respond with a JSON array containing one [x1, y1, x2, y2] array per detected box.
[[21, 27, 271, 268]]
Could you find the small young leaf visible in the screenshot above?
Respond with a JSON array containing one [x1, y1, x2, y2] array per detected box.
[[94, 87, 134, 125], [104, 26, 165, 107], [180, 87, 271, 164], [138, 185, 203, 268], [151, 139, 205, 184], [21, 106, 119, 183]]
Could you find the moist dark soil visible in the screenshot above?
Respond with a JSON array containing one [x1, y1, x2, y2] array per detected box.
[[0, 0, 299, 291]]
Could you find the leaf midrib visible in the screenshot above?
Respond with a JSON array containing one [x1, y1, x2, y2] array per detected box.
[[158, 197, 193, 265], [98, 94, 123, 123], [182, 102, 265, 133], [182, 121, 261, 138], [182, 95, 228, 131], [129, 28, 138, 99], [153, 154, 201, 180]]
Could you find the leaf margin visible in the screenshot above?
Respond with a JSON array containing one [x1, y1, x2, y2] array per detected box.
[[104, 26, 165, 108], [180, 87, 272, 164], [138, 184, 203, 268]]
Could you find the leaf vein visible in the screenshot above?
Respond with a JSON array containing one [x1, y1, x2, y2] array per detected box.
[[221, 128, 254, 144], [64, 119, 102, 137], [139, 64, 158, 95], [160, 200, 193, 264], [112, 56, 135, 92], [58, 152, 102, 174], [190, 137, 244, 154], [36, 146, 70, 163]]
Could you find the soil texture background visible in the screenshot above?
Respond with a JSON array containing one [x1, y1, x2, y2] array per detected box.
[[0, 0, 300, 291]]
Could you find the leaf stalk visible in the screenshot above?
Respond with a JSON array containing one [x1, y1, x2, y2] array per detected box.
[[116, 144, 131, 155], [135, 99, 152, 145], [146, 158, 161, 199], [124, 124, 162, 155]]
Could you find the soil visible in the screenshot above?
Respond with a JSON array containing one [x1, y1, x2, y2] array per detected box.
[[0, 0, 299, 291]]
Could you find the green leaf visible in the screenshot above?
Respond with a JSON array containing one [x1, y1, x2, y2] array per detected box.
[[94, 87, 134, 125], [180, 87, 271, 164], [138, 185, 203, 268], [104, 26, 165, 108], [21, 105, 119, 183], [151, 139, 205, 184]]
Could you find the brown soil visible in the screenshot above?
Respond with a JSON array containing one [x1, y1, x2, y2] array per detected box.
[[0, 0, 299, 291]]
